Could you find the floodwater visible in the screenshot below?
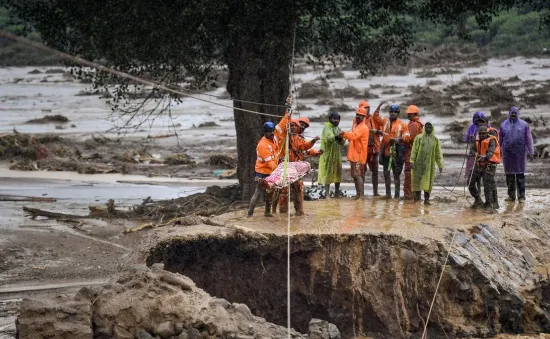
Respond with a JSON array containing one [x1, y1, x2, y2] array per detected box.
[[2, 57, 550, 150], [222, 188, 550, 243]]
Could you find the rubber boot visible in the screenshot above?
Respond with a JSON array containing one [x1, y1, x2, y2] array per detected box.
[[471, 197, 484, 209], [424, 191, 431, 205], [493, 189, 500, 209], [518, 174, 526, 202], [414, 191, 421, 202], [264, 201, 273, 217], [384, 171, 391, 198], [335, 183, 341, 198], [505, 174, 516, 202], [372, 175, 380, 196], [394, 177, 401, 199]]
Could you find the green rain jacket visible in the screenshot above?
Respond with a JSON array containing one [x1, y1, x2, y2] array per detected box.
[[317, 122, 345, 184], [410, 128, 444, 192]]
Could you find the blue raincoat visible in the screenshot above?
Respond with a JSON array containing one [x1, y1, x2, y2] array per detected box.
[[499, 106, 534, 174]]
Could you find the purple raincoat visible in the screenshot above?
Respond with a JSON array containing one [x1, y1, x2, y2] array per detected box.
[[464, 112, 490, 176], [499, 106, 534, 174]]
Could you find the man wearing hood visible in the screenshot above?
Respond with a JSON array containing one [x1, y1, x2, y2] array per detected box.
[[318, 112, 345, 198], [499, 106, 535, 203], [410, 122, 443, 205], [469, 126, 501, 210]]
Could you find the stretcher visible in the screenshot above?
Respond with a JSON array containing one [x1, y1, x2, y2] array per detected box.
[[258, 161, 312, 190]]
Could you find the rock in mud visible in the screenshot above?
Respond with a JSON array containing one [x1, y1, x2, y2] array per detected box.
[[308, 318, 341, 339], [16, 264, 306, 339]]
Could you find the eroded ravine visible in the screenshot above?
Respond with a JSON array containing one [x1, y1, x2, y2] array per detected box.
[[146, 219, 550, 339]]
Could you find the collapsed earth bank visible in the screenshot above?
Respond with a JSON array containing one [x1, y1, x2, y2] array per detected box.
[[17, 214, 550, 338]]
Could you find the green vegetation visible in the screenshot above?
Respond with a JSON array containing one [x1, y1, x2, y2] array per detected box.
[[0, 7, 59, 66], [415, 9, 550, 56]]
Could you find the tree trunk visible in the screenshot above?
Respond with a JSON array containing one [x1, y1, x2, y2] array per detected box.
[[227, 25, 294, 200]]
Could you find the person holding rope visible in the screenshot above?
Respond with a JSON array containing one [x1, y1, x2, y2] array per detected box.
[[373, 104, 411, 199], [338, 107, 370, 200], [359, 100, 384, 196], [318, 112, 345, 198], [275, 119, 321, 215], [499, 106, 534, 203], [464, 111, 489, 192], [410, 122, 443, 205], [247, 98, 292, 217], [468, 126, 501, 211]]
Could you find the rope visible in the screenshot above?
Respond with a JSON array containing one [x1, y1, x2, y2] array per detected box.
[[286, 21, 298, 339], [0, 30, 281, 118], [181, 88, 287, 108]]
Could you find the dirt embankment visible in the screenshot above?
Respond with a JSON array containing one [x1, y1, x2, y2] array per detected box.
[[16, 208, 550, 339]]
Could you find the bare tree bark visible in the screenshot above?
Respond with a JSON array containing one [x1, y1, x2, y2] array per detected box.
[[227, 27, 294, 200]]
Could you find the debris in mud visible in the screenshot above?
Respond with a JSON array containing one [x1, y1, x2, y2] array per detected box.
[[315, 98, 335, 106], [328, 103, 353, 112], [25, 114, 69, 124], [381, 88, 401, 95], [444, 121, 469, 143], [113, 149, 156, 163], [28, 69, 42, 74], [16, 264, 308, 339], [44, 68, 65, 74], [0, 133, 50, 160], [406, 85, 458, 116], [207, 154, 237, 169], [198, 121, 219, 128], [296, 104, 313, 111], [164, 153, 195, 165], [299, 82, 332, 99]]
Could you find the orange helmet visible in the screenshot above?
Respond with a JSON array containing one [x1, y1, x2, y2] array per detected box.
[[406, 105, 419, 114], [290, 119, 301, 126], [358, 100, 370, 108], [298, 117, 310, 127], [355, 107, 367, 116]]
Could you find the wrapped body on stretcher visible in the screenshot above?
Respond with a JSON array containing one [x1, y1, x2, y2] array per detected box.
[[258, 161, 312, 191]]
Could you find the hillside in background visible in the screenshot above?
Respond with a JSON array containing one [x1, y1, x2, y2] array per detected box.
[[1, 6, 550, 67]]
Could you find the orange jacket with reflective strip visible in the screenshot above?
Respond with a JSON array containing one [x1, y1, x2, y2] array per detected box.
[[254, 112, 290, 174], [343, 121, 370, 164], [364, 114, 383, 152], [373, 111, 411, 156], [255, 136, 279, 174], [476, 136, 501, 164]]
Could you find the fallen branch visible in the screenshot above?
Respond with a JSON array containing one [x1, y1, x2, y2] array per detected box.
[[23, 206, 91, 220]]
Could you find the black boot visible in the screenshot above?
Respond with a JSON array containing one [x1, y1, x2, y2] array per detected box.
[[372, 175, 380, 196], [384, 172, 391, 198], [517, 174, 526, 202], [505, 174, 516, 202], [424, 191, 431, 205], [264, 202, 273, 217], [493, 189, 499, 209], [471, 197, 484, 209], [394, 177, 400, 199], [414, 191, 421, 202]]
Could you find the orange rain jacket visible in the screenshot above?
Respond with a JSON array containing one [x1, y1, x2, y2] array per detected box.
[[405, 117, 423, 149], [255, 112, 290, 175], [476, 136, 501, 164], [343, 120, 370, 164], [373, 111, 411, 156]]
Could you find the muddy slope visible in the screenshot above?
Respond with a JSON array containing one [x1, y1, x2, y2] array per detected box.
[[147, 223, 550, 338]]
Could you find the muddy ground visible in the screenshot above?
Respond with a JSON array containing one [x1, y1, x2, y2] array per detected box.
[[2, 57, 550, 338]]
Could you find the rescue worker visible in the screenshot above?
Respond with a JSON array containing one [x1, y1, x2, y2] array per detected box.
[[487, 126, 500, 209], [338, 107, 370, 200], [359, 100, 384, 196], [403, 105, 423, 201], [276, 119, 320, 215], [318, 112, 345, 198], [373, 103, 411, 198], [298, 117, 323, 158], [248, 100, 291, 217], [465, 112, 489, 191], [499, 106, 534, 203], [468, 126, 501, 210], [409, 122, 443, 205]]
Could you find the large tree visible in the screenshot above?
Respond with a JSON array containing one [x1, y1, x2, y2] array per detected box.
[[2, 0, 546, 199]]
